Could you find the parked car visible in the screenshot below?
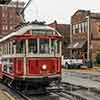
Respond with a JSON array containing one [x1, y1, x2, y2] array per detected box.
[[62, 58, 83, 69]]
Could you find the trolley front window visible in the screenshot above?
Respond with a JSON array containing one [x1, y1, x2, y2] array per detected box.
[[39, 38, 49, 54], [28, 39, 37, 54]]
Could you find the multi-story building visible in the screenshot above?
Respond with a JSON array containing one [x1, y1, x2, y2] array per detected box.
[[68, 10, 100, 62], [49, 20, 70, 57], [0, 0, 11, 4], [0, 1, 24, 37]]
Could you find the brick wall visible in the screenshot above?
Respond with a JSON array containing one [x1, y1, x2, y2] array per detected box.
[[0, 2, 24, 37], [71, 9, 100, 60]]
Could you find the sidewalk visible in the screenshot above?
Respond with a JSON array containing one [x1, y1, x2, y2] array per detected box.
[[63, 67, 100, 75], [0, 90, 15, 100]]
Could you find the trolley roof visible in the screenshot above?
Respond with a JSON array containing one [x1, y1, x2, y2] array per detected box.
[[0, 23, 62, 42]]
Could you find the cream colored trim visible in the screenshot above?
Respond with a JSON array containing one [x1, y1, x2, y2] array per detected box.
[[1, 54, 61, 58], [10, 41, 12, 54], [60, 41, 62, 56], [23, 57, 26, 75], [26, 39, 28, 54], [55, 40, 57, 55], [7, 43, 9, 55], [27, 54, 61, 57], [14, 45, 16, 55], [49, 39, 51, 54], [18, 74, 61, 79], [37, 38, 40, 54]]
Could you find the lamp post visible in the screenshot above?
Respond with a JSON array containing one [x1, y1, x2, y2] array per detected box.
[[86, 16, 93, 68]]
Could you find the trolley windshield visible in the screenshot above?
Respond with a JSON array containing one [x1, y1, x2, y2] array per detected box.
[[14, 38, 61, 56], [28, 38, 61, 55]]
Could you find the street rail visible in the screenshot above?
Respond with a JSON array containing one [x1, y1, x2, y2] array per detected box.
[[0, 81, 32, 100], [61, 82, 100, 100], [0, 80, 100, 100], [47, 83, 88, 100]]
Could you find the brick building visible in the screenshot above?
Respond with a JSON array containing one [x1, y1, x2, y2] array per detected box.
[[0, 0, 11, 4], [48, 20, 70, 57], [68, 10, 100, 62], [0, 1, 24, 37]]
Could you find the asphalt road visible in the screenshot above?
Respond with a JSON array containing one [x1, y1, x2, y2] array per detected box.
[[62, 69, 100, 100]]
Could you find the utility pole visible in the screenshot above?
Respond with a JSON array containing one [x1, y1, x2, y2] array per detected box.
[[16, 0, 32, 23], [86, 16, 90, 62], [86, 15, 92, 68]]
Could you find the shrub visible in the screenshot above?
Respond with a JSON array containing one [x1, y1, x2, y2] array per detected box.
[[96, 54, 100, 64]]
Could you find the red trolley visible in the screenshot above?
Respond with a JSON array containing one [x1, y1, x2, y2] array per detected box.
[[0, 22, 62, 89]]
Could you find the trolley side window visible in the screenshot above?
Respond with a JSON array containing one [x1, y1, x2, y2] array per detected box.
[[28, 39, 37, 54], [57, 40, 60, 54], [51, 39, 55, 54], [16, 40, 26, 54], [39, 38, 49, 54], [0, 47, 1, 55]]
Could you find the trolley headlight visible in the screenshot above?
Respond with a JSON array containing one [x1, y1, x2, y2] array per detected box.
[[42, 64, 47, 71]]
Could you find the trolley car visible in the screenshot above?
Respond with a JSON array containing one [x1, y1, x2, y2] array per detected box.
[[0, 22, 62, 89]]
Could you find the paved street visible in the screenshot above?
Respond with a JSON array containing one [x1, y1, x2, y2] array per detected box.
[[62, 68, 100, 100], [62, 69, 100, 89]]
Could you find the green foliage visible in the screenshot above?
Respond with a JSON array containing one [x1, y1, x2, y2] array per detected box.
[[96, 54, 100, 64], [97, 47, 100, 51]]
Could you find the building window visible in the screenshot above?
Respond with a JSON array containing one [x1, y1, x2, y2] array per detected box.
[[2, 13, 5, 17], [2, 25, 8, 31], [5, 25, 8, 30], [79, 23, 81, 33], [72, 22, 88, 34], [81, 22, 85, 32], [72, 25, 75, 34], [84, 22, 88, 32], [10, 26, 13, 30], [2, 26, 5, 30], [75, 24, 79, 33]]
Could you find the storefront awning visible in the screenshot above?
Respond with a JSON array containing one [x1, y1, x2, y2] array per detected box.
[[67, 40, 86, 49]]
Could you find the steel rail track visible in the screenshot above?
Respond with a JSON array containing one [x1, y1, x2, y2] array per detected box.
[[62, 90, 87, 100], [50, 91, 74, 100], [61, 82, 100, 100], [9, 87, 32, 100], [49, 88, 88, 100], [0, 81, 32, 100], [47, 85, 88, 100], [1, 80, 99, 100]]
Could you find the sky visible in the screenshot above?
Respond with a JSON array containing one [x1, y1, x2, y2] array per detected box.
[[13, 0, 100, 24]]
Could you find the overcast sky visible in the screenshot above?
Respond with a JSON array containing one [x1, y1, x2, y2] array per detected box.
[[14, 0, 100, 24]]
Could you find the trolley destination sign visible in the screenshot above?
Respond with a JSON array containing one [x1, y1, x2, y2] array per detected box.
[[32, 30, 54, 36]]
